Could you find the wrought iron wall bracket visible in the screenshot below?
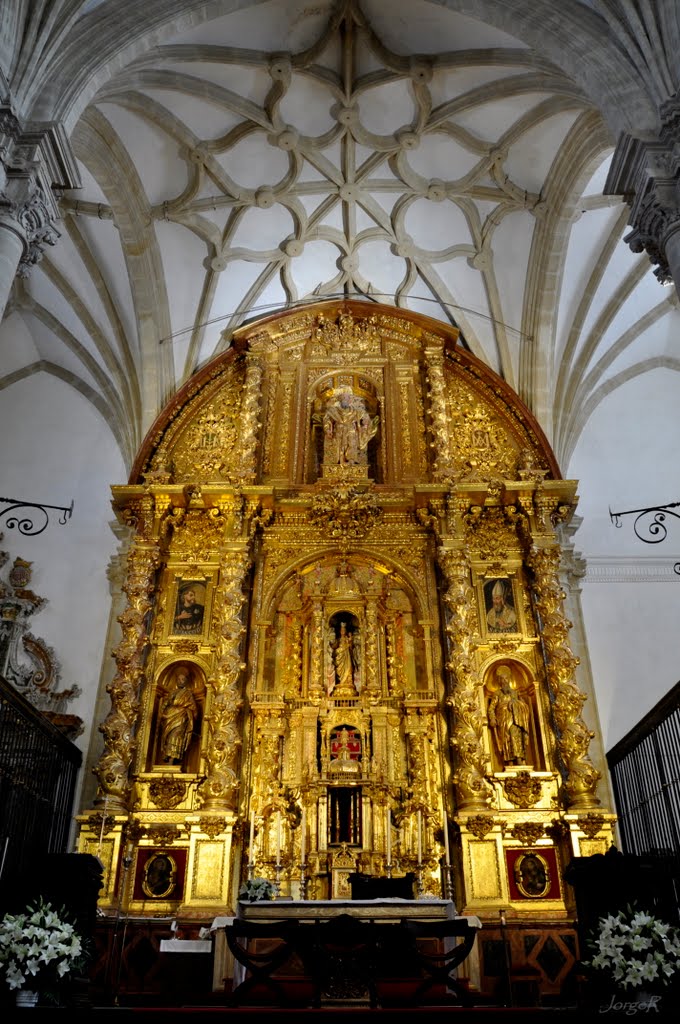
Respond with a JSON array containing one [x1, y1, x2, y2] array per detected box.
[[0, 497, 74, 536], [609, 501, 680, 575]]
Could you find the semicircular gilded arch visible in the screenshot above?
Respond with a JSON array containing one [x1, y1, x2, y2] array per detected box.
[[130, 299, 562, 484]]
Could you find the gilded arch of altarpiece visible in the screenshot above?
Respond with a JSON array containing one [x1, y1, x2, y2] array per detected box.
[[77, 301, 615, 973]]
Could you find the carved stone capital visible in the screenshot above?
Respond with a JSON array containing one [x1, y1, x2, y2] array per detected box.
[[0, 102, 80, 277], [605, 93, 680, 285]]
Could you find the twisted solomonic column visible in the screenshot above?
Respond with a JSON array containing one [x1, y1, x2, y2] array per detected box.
[[200, 547, 252, 810], [437, 548, 492, 811], [94, 496, 162, 811], [528, 544, 601, 809]]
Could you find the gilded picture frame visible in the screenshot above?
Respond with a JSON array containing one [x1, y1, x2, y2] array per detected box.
[[142, 852, 178, 899], [481, 575, 520, 637], [168, 576, 211, 639]]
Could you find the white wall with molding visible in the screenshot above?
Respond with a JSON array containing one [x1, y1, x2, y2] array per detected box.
[[568, 368, 680, 751]]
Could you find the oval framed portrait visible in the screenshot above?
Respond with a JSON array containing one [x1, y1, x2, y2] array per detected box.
[[514, 851, 550, 898], [142, 852, 177, 899]]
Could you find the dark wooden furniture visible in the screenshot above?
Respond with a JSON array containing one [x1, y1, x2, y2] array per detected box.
[[348, 871, 415, 899], [223, 911, 480, 1008]]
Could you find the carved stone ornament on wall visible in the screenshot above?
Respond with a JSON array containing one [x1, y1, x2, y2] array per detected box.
[[0, 546, 82, 738]]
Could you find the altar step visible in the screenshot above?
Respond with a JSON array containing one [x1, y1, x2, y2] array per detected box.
[[13, 1006, 678, 1022]]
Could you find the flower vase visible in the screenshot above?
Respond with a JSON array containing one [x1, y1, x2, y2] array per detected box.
[[15, 989, 39, 1007]]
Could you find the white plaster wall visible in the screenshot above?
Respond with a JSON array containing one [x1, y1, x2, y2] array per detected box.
[[0, 372, 126, 787], [568, 368, 680, 752]]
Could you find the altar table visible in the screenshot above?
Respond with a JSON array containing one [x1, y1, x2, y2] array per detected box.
[[211, 900, 482, 1007]]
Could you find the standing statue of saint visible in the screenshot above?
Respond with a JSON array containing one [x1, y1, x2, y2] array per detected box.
[[330, 621, 359, 696], [487, 665, 531, 766], [157, 666, 198, 766], [322, 386, 378, 466]]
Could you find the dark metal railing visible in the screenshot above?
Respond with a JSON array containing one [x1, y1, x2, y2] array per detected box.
[[607, 683, 680, 909], [0, 674, 81, 903]]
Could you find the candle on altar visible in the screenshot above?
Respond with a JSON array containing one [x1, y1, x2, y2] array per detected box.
[[249, 810, 255, 853], [97, 796, 109, 860], [443, 815, 451, 867], [300, 807, 306, 864], [385, 806, 391, 864], [276, 811, 282, 864], [417, 810, 422, 865]]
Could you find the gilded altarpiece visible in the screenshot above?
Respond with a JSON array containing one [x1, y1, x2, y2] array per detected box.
[[77, 301, 615, 993]]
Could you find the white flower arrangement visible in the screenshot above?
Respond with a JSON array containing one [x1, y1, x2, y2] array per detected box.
[[238, 876, 277, 902], [0, 898, 85, 995], [583, 906, 680, 992]]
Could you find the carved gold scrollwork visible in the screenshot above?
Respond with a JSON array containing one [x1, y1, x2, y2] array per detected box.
[[464, 506, 519, 560], [577, 813, 607, 839], [438, 548, 492, 810], [147, 825, 182, 846], [199, 816, 227, 838], [308, 485, 382, 541], [502, 771, 543, 808], [149, 778, 187, 809], [507, 821, 545, 845], [312, 311, 381, 356], [528, 546, 601, 808], [466, 815, 495, 839]]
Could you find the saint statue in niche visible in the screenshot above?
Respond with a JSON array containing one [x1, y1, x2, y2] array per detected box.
[[328, 619, 360, 696], [322, 386, 378, 467], [487, 664, 532, 766], [157, 665, 199, 767], [330, 725, 361, 774]]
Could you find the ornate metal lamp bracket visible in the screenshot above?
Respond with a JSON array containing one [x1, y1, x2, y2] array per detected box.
[[0, 496, 74, 536], [609, 501, 680, 575]]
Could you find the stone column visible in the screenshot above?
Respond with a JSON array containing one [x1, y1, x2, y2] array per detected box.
[[0, 107, 79, 317], [605, 94, 680, 294]]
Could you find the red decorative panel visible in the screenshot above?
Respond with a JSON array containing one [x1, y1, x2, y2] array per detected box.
[[330, 725, 361, 762], [506, 847, 561, 900], [132, 847, 187, 902]]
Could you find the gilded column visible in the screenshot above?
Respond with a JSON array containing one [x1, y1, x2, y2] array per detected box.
[[363, 599, 380, 696], [438, 547, 491, 811], [385, 616, 398, 695], [309, 599, 325, 697], [238, 352, 263, 482], [93, 495, 162, 811], [423, 344, 455, 481], [528, 543, 601, 809], [201, 534, 252, 810]]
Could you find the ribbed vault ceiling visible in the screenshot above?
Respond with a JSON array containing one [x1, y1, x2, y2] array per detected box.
[[5, 0, 680, 472]]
